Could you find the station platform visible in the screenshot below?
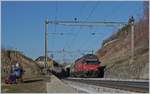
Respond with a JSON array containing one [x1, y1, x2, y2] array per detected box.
[[46, 75, 79, 93]]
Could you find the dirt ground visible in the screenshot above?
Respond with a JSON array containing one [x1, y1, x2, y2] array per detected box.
[[1, 76, 47, 93]]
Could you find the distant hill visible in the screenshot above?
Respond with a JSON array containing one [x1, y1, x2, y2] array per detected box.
[[96, 3, 149, 80]]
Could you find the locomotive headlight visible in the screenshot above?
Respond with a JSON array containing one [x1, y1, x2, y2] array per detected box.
[[96, 68, 98, 71]]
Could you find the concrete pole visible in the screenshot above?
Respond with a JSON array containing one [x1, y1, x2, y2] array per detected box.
[[62, 49, 65, 63], [45, 18, 48, 70], [130, 16, 135, 62]]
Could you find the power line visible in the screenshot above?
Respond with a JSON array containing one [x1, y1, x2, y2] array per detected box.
[[51, 1, 58, 54], [55, 1, 58, 20], [47, 19, 127, 54], [82, 27, 94, 51], [86, 2, 99, 20], [79, 2, 87, 19], [81, 2, 106, 51], [65, 3, 87, 50], [47, 20, 127, 59], [80, 2, 122, 52], [48, 49, 93, 63]]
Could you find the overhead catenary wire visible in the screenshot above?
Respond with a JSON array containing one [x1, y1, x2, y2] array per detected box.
[[86, 2, 99, 20], [47, 2, 130, 63], [80, 2, 128, 54], [72, 2, 103, 55], [49, 1, 58, 58], [81, 27, 97, 54], [81, 2, 99, 53], [48, 49, 92, 62], [47, 19, 127, 61], [65, 3, 87, 51]]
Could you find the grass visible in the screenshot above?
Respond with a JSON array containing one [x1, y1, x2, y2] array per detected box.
[[1, 76, 47, 93], [2, 80, 46, 93], [1, 60, 47, 93]]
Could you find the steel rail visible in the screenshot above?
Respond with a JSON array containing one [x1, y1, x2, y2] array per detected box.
[[65, 79, 149, 93]]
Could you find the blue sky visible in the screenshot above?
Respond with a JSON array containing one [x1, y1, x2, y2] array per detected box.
[[1, 1, 144, 63]]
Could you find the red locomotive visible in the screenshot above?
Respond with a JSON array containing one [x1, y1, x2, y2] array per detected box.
[[70, 54, 105, 78]]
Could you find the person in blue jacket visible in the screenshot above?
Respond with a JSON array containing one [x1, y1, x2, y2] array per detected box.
[[14, 62, 25, 83]]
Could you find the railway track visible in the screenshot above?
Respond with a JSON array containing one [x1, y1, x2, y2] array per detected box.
[[65, 78, 149, 93]]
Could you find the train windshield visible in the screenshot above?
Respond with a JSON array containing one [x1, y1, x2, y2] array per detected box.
[[86, 61, 99, 64]]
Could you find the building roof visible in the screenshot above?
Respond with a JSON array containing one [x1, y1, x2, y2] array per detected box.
[[35, 56, 62, 67]]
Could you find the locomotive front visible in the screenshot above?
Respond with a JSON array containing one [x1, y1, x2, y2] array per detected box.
[[71, 54, 104, 78]]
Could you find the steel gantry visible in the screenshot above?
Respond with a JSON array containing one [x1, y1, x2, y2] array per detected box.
[[44, 17, 134, 70], [47, 20, 127, 27]]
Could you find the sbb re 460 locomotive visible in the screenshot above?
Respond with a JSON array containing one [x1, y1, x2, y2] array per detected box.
[[70, 54, 105, 78]]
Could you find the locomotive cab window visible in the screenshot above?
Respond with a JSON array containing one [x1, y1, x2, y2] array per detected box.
[[86, 61, 99, 64]]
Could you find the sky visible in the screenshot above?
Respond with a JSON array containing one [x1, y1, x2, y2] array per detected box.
[[1, 1, 144, 63]]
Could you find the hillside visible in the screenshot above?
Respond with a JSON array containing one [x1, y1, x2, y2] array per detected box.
[[96, 6, 149, 79], [1, 50, 41, 80]]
